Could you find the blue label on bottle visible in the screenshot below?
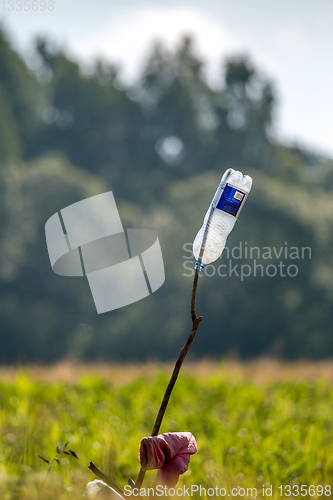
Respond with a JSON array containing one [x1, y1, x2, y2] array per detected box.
[[216, 184, 246, 217]]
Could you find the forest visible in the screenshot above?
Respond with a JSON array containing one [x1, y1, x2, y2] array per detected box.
[[1, 27, 333, 362]]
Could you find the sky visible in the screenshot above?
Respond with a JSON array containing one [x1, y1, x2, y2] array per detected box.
[[1, 0, 333, 158]]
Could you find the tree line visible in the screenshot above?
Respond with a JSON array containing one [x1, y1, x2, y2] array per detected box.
[[1, 28, 333, 362]]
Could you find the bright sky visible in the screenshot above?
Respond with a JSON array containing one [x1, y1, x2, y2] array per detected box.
[[1, 0, 333, 158]]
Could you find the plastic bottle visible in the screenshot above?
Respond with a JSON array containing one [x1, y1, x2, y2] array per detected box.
[[193, 168, 252, 270]]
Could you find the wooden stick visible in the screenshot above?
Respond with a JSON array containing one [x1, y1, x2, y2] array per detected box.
[[134, 268, 203, 489], [88, 264, 203, 493], [88, 462, 125, 497]]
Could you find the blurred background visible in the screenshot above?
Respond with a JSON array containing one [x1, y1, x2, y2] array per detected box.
[[0, 0, 333, 363]]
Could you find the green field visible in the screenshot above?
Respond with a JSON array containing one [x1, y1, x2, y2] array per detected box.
[[1, 361, 333, 499]]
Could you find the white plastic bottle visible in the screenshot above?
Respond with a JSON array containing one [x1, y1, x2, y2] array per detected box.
[[193, 169, 252, 270]]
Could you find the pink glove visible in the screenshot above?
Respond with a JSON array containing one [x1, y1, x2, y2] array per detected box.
[[139, 432, 197, 488]]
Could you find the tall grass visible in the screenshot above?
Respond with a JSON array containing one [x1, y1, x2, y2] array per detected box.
[[1, 362, 333, 499]]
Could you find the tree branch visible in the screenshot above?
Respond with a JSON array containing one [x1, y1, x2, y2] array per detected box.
[[88, 462, 125, 497], [87, 268, 203, 494], [134, 268, 203, 489]]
